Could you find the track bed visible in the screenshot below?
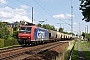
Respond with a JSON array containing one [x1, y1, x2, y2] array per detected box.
[[0, 41, 70, 60]]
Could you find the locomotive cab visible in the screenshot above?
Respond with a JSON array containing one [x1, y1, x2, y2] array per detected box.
[[18, 25, 49, 45], [18, 26, 33, 44]]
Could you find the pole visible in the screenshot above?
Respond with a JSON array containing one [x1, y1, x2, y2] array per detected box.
[[85, 27, 86, 40], [87, 25, 88, 34], [59, 23, 61, 28], [71, 0, 73, 34], [32, 7, 33, 24], [57, 23, 62, 28], [79, 23, 81, 36], [70, 0, 73, 39]]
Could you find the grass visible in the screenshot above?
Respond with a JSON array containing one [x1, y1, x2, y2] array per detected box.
[[80, 41, 90, 60], [0, 45, 20, 50], [85, 41, 90, 48], [71, 41, 78, 60], [71, 40, 90, 60], [80, 41, 87, 51]]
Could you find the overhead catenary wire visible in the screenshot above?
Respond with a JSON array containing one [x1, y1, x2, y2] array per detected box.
[[34, 0, 56, 20], [0, 0, 49, 24], [34, 0, 54, 18], [16, 0, 72, 28], [16, 0, 46, 19], [1, 0, 72, 28], [59, 19, 71, 26], [16, 0, 57, 25], [0, 1, 14, 9], [33, 0, 72, 27]]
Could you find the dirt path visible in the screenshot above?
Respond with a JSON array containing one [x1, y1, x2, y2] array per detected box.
[[78, 41, 86, 60]]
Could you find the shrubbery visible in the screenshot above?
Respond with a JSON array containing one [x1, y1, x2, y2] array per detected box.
[[4, 40, 18, 47], [0, 39, 4, 48], [0, 39, 19, 48], [0, 22, 19, 48]]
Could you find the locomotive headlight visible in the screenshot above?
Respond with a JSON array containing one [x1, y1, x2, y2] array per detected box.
[[28, 37, 30, 38], [19, 37, 21, 38]]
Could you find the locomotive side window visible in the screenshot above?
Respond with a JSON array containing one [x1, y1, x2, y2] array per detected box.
[[26, 27, 32, 32], [20, 27, 25, 31]]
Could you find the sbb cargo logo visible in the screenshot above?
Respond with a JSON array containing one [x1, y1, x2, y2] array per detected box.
[[37, 30, 45, 38]]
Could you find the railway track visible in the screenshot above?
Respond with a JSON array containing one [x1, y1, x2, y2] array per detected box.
[[0, 46, 23, 54], [25, 42, 64, 55], [0, 41, 68, 60]]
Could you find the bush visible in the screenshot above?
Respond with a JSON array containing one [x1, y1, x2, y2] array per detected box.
[[14, 39, 19, 45], [4, 40, 14, 47], [4, 39, 19, 47], [0, 39, 4, 48], [13, 31, 18, 39]]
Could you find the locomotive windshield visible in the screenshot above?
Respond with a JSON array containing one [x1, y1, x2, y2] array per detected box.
[[19, 27, 32, 33]]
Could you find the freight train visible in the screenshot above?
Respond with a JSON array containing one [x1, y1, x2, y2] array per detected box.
[[18, 24, 73, 45]]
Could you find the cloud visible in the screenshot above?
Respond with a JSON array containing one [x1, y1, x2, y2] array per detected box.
[[53, 14, 74, 19], [20, 5, 30, 9], [66, 14, 74, 17], [0, 6, 32, 23], [0, 0, 7, 4], [53, 14, 65, 18], [0, 11, 14, 19], [74, 23, 77, 25]]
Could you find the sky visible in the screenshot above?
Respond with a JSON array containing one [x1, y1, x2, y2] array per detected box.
[[0, 0, 90, 34]]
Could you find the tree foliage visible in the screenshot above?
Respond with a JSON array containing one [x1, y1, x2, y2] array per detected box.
[[37, 23, 42, 27], [13, 24, 19, 39], [37, 23, 75, 35], [0, 22, 10, 39], [20, 20, 25, 25], [13, 31, 18, 39], [69, 32, 75, 36], [37, 24, 56, 31], [0, 22, 19, 40], [81, 32, 90, 41], [81, 32, 85, 38], [58, 28, 63, 32], [79, 0, 90, 22]]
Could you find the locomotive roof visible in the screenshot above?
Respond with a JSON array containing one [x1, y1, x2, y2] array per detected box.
[[20, 25, 47, 30]]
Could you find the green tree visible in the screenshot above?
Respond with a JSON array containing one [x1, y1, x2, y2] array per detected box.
[[86, 33, 90, 41], [79, 0, 90, 22], [0, 22, 10, 39], [37, 23, 42, 27], [50, 26, 56, 31], [13, 26, 18, 31], [13, 31, 18, 39], [58, 28, 63, 32], [81, 32, 90, 41], [69, 32, 75, 36], [37, 24, 56, 31], [63, 32, 69, 34], [81, 32, 85, 38], [20, 20, 25, 25], [13, 24, 19, 39]]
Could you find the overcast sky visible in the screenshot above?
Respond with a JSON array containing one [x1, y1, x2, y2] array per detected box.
[[0, 0, 90, 34]]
